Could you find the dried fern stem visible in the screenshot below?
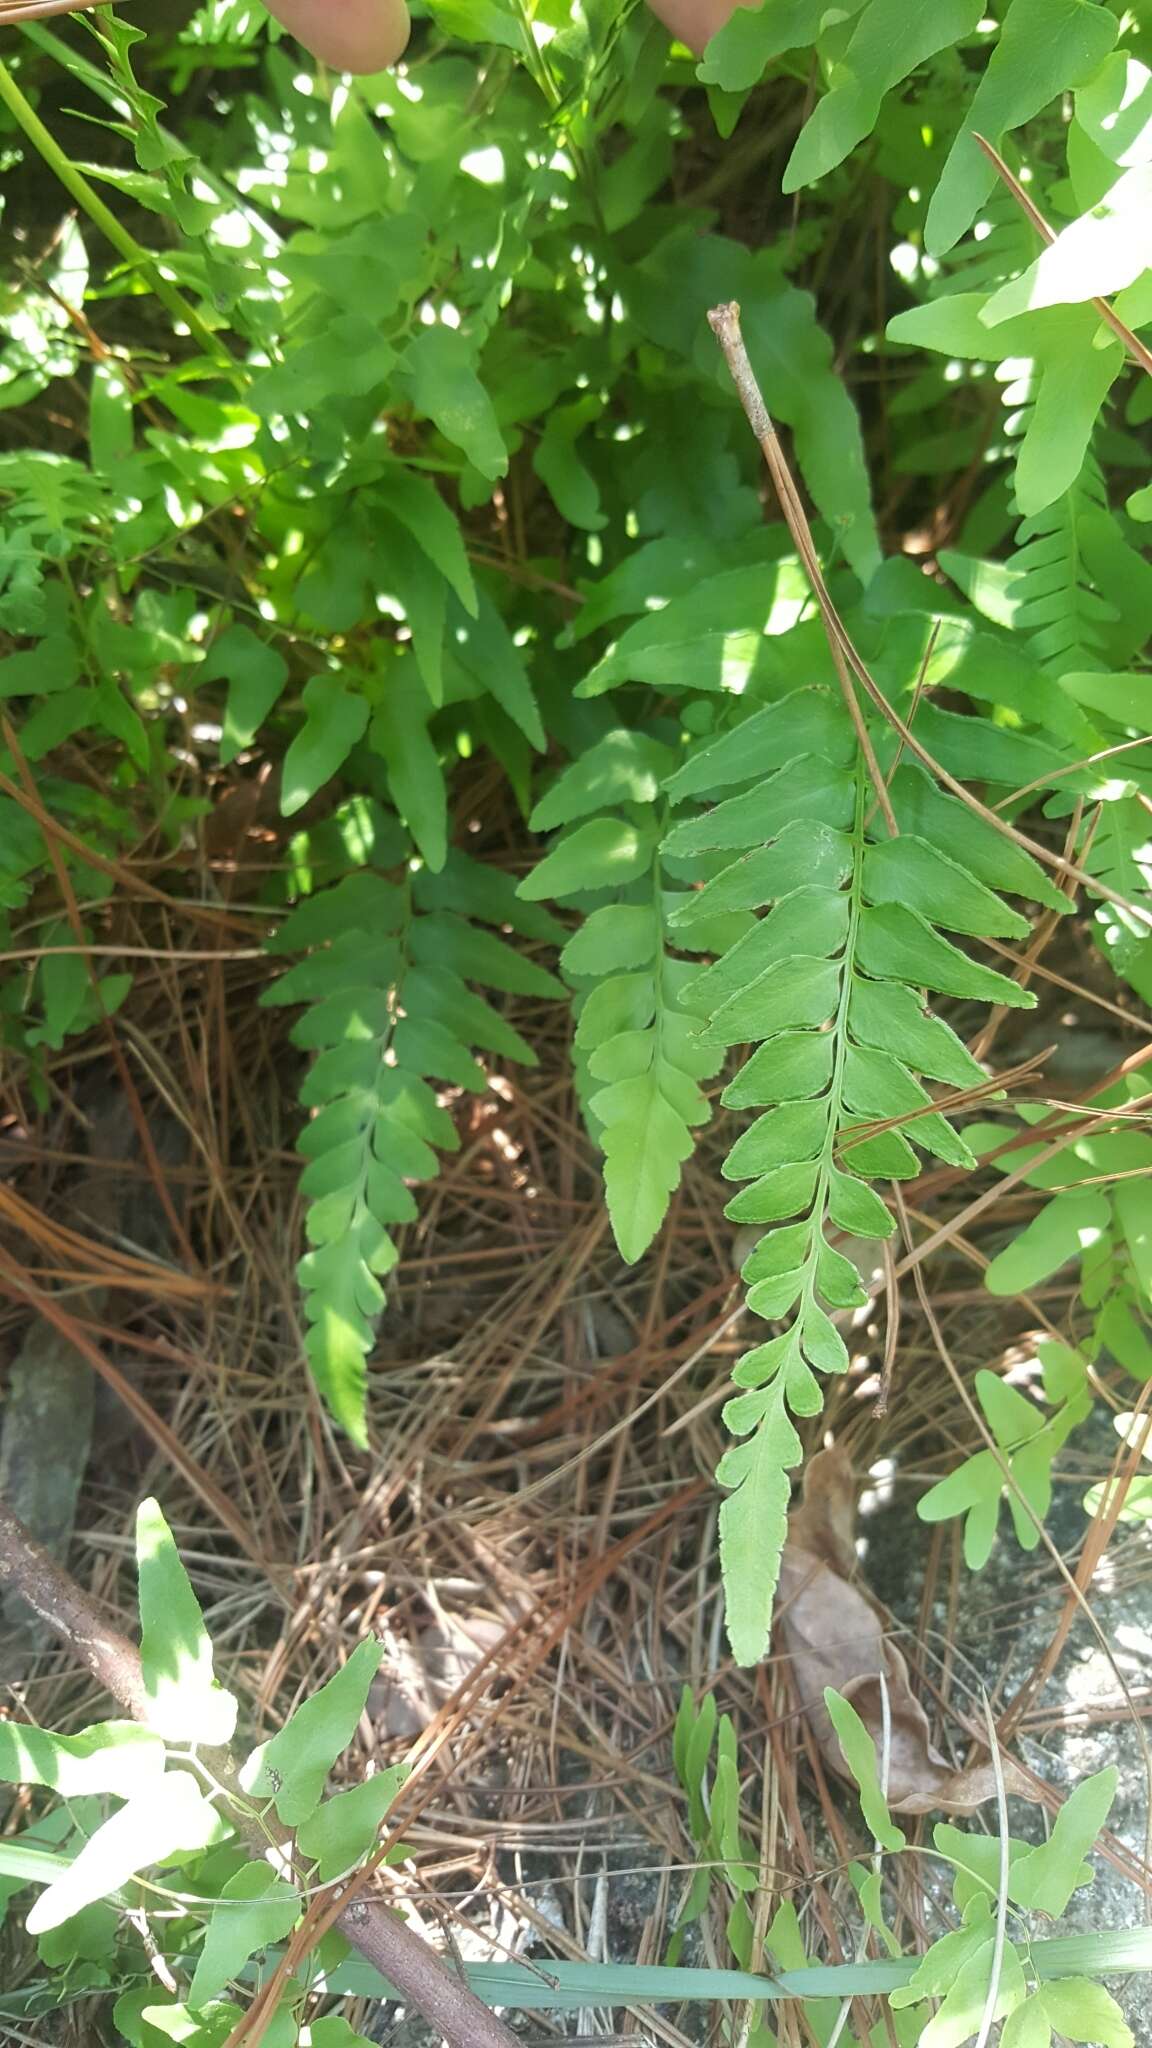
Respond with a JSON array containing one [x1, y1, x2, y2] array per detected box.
[[0, 0, 103, 22]]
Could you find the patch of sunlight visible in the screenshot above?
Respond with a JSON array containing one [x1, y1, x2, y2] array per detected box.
[[859, 1457, 897, 1517], [210, 209, 259, 251], [461, 146, 505, 185], [1116, 1622, 1152, 1660], [337, 798, 377, 866]]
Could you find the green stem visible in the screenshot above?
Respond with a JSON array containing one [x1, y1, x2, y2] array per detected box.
[[800, 757, 868, 1310], [0, 57, 232, 366]]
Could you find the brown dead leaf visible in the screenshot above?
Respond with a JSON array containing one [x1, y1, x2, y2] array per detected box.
[[776, 1446, 1037, 1816]]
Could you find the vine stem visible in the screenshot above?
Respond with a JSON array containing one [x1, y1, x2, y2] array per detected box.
[[0, 1498, 521, 2048], [706, 300, 898, 839], [0, 54, 231, 364]]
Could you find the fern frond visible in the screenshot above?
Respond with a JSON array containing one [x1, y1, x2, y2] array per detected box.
[[265, 860, 563, 1443], [0, 452, 106, 632], [665, 685, 1064, 1663], [519, 727, 738, 1263]]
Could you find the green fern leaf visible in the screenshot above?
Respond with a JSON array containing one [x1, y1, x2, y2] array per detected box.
[[521, 732, 727, 1264], [266, 856, 547, 1443], [666, 684, 1056, 1663]]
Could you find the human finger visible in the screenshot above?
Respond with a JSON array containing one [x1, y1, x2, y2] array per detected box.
[[262, 0, 411, 74]]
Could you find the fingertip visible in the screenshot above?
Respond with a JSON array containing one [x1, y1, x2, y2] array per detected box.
[[265, 0, 411, 74]]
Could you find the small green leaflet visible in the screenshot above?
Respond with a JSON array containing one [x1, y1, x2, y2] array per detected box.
[[296, 1763, 409, 1880], [718, 1377, 801, 1666], [519, 816, 657, 898], [1005, 1979, 1133, 2048], [784, 0, 985, 193], [371, 660, 448, 871], [239, 1636, 383, 1826], [823, 1689, 906, 1852], [985, 1189, 1111, 1294], [1010, 1767, 1116, 1917], [400, 326, 507, 482], [137, 1498, 238, 1746], [281, 677, 370, 818], [200, 624, 289, 766], [188, 1863, 302, 2009], [696, 0, 837, 93]]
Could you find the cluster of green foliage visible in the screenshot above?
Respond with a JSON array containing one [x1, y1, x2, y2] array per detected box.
[[672, 1685, 1137, 2048], [0, 1503, 411, 2041], [1, 0, 1150, 1674], [0, 1505, 1143, 2043]]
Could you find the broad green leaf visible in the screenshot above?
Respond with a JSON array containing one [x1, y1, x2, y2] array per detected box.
[[663, 689, 852, 802], [137, 1498, 238, 1747], [722, 1098, 829, 1179], [922, 1936, 1027, 2048], [668, 821, 854, 928], [250, 315, 395, 416], [823, 1689, 906, 1852], [918, 1448, 1003, 1569], [863, 837, 1028, 939], [697, 0, 833, 92], [375, 513, 449, 703], [984, 1189, 1111, 1294], [0, 634, 82, 697], [926, 0, 1118, 254], [533, 398, 606, 531], [90, 360, 133, 470], [684, 887, 850, 1016], [562, 904, 659, 976], [785, 0, 984, 191], [309, 2020, 380, 2048], [201, 625, 289, 766], [520, 816, 656, 899], [827, 1167, 895, 1240], [596, 1067, 698, 1262], [1038, 1977, 1133, 2047], [240, 1637, 384, 1826], [446, 591, 544, 750], [844, 974, 988, 1089], [402, 326, 507, 481], [296, 1763, 409, 1881], [1010, 1767, 1117, 1916], [1115, 1180, 1152, 1298], [985, 164, 1152, 318], [857, 904, 1034, 1007], [370, 663, 447, 871], [188, 1863, 301, 2009], [0, 1720, 164, 1800], [532, 730, 672, 830], [281, 678, 370, 819], [701, 954, 841, 1046], [719, 1377, 803, 1664], [376, 464, 476, 615], [723, 1030, 835, 1109], [26, 1771, 220, 1934], [975, 1369, 1046, 1447]]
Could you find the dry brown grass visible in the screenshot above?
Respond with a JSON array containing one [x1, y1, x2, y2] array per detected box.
[[1, 768, 1150, 2043]]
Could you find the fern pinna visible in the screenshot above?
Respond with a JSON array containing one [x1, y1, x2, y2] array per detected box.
[[264, 852, 563, 1440]]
